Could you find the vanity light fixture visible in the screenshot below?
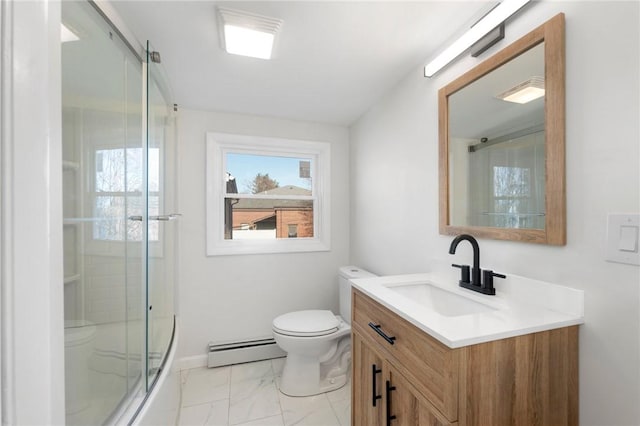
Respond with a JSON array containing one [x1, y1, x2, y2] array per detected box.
[[217, 7, 282, 60], [61, 23, 79, 43], [424, 0, 530, 77], [496, 76, 545, 104]]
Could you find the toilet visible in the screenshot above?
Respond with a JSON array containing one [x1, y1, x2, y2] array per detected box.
[[64, 319, 96, 414], [272, 266, 376, 397]]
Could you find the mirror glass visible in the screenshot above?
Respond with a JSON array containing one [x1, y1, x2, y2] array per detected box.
[[448, 43, 545, 229], [439, 14, 565, 245]]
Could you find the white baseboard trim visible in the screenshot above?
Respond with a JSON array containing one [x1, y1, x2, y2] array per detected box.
[[208, 339, 286, 368], [176, 341, 287, 371], [175, 355, 207, 371]]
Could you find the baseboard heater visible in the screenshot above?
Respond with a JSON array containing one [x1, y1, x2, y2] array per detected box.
[[207, 337, 286, 368]]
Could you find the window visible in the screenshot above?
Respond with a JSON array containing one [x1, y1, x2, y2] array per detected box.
[[467, 131, 545, 229], [206, 133, 330, 255], [92, 147, 160, 242], [492, 166, 531, 228], [288, 224, 298, 238]]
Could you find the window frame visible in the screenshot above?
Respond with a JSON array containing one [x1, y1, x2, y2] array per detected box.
[[206, 132, 331, 256], [83, 142, 165, 258]]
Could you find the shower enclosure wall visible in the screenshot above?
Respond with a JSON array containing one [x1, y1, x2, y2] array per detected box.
[[61, 2, 177, 424]]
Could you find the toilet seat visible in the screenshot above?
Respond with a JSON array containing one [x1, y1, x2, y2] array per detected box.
[[273, 310, 340, 337]]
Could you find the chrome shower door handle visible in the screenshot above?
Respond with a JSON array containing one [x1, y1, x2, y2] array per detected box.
[[129, 214, 181, 221], [149, 213, 182, 221]]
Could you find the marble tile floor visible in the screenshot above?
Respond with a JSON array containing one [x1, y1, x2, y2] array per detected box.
[[179, 358, 351, 426]]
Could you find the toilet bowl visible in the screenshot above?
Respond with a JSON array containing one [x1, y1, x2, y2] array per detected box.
[[272, 266, 376, 397]]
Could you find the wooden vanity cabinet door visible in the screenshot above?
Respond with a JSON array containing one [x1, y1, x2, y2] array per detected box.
[[352, 331, 384, 426], [352, 289, 459, 421], [386, 364, 456, 426]]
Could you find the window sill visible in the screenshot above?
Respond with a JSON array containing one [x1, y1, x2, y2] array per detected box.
[[206, 237, 330, 256]]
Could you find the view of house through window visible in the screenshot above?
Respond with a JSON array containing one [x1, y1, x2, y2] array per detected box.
[[224, 152, 314, 240]]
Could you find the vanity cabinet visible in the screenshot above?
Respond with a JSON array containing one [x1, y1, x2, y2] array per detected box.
[[386, 362, 453, 426], [352, 332, 384, 426], [351, 288, 578, 426], [353, 331, 453, 426]]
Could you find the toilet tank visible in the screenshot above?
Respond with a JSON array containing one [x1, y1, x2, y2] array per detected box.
[[338, 266, 376, 324]]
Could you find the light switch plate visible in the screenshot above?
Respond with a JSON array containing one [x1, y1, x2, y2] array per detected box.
[[619, 225, 639, 252], [606, 213, 640, 266]]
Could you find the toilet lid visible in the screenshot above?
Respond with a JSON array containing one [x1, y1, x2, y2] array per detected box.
[[273, 310, 340, 337]]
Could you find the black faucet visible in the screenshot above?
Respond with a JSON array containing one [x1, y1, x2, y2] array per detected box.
[[448, 234, 505, 295]]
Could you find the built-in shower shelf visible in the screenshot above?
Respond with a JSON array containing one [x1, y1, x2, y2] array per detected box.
[[62, 160, 80, 171], [64, 274, 81, 284]]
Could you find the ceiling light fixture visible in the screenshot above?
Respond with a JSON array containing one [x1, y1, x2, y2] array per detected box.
[[424, 0, 530, 78], [496, 76, 545, 104], [61, 23, 79, 43], [217, 7, 282, 60]]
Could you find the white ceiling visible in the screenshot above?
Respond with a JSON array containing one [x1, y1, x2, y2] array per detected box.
[[111, 1, 493, 126]]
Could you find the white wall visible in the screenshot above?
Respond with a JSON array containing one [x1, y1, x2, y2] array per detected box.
[[176, 109, 350, 360], [1, 1, 65, 424], [350, 2, 639, 425]]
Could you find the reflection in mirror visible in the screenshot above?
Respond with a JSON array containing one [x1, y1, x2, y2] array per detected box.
[[439, 13, 565, 245], [449, 43, 545, 230]]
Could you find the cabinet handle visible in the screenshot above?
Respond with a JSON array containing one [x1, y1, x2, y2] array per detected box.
[[372, 364, 382, 407], [385, 380, 397, 426], [368, 322, 396, 345]]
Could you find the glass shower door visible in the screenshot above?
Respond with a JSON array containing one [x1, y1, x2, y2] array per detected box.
[[62, 4, 178, 422], [145, 41, 177, 388], [61, 1, 144, 424]]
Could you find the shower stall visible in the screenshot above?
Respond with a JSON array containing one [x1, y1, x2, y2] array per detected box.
[[61, 1, 177, 424]]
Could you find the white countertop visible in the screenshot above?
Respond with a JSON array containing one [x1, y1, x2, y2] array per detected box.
[[350, 272, 584, 349]]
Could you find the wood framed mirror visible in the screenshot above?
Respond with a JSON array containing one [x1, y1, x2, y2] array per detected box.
[[439, 13, 565, 245]]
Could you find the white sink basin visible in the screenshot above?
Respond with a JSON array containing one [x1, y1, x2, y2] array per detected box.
[[350, 272, 585, 348], [387, 283, 496, 317]]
